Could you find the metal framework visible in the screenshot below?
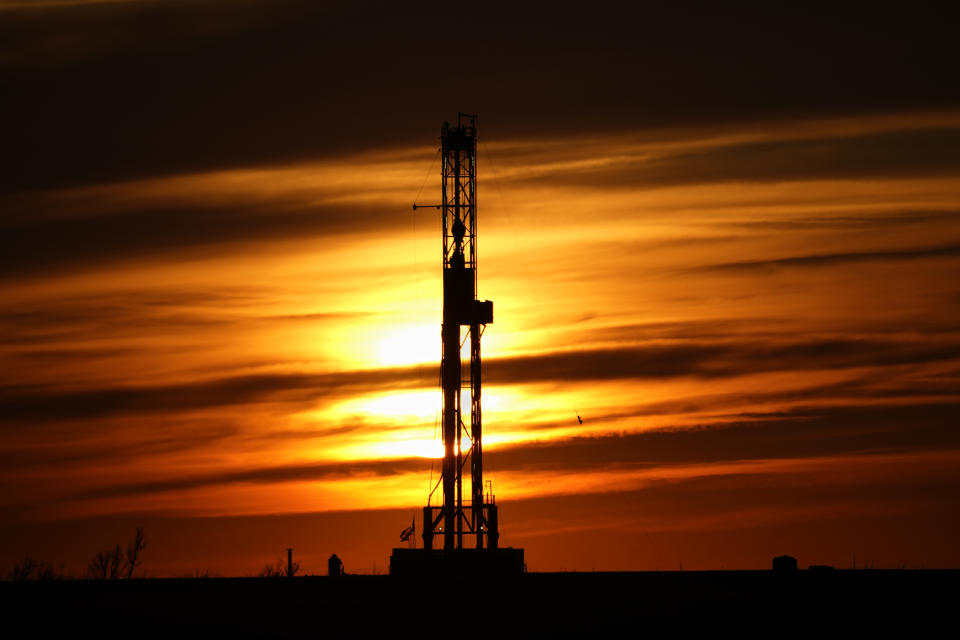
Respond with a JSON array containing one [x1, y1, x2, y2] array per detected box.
[[416, 114, 498, 551]]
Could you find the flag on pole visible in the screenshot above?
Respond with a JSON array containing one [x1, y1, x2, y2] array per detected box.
[[399, 515, 416, 543]]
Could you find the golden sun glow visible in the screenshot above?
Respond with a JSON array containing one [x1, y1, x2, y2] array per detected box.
[[369, 438, 444, 459], [340, 389, 439, 422], [372, 324, 438, 367]]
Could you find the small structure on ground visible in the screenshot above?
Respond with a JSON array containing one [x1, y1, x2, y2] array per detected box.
[[773, 555, 798, 572], [328, 554, 343, 577]]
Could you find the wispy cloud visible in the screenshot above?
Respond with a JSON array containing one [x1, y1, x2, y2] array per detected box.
[[4, 333, 958, 423], [696, 243, 960, 273]]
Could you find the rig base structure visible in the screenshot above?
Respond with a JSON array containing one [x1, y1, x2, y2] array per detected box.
[[389, 547, 524, 578]]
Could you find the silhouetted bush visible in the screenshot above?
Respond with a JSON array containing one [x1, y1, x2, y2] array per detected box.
[[258, 557, 300, 578], [10, 556, 60, 581], [88, 545, 123, 579], [88, 527, 147, 579], [180, 569, 218, 578], [124, 527, 146, 579]]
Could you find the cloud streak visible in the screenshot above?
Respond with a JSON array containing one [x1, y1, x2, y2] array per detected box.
[[2, 2, 956, 192], [35, 400, 958, 510], [696, 243, 960, 273], [4, 335, 959, 423]]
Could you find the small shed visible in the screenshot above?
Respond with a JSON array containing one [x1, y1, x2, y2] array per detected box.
[[772, 555, 798, 572], [328, 553, 344, 577]]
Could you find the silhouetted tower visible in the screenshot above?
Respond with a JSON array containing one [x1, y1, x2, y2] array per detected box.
[[417, 114, 497, 551]]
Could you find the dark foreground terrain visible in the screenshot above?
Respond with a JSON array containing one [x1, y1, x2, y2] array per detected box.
[[4, 570, 956, 635]]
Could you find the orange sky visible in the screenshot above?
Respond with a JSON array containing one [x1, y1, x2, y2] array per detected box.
[[2, 1, 959, 576]]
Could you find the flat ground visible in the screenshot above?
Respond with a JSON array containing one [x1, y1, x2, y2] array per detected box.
[[4, 570, 955, 635]]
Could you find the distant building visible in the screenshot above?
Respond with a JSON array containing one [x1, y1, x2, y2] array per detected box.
[[773, 555, 798, 572]]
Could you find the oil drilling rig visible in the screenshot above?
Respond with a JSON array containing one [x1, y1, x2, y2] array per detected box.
[[390, 115, 524, 576]]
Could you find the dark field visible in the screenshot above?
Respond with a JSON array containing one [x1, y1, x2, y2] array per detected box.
[[4, 570, 955, 634]]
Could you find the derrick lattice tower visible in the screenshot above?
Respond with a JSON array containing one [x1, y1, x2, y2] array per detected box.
[[392, 115, 523, 576], [425, 113, 497, 551]]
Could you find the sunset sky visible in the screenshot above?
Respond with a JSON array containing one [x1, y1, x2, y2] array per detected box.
[[2, 1, 958, 576]]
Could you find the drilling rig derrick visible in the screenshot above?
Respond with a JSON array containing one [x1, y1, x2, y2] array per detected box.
[[391, 115, 523, 576]]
